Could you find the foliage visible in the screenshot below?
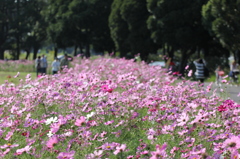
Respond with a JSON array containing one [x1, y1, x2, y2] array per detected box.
[[109, 0, 157, 60], [109, 0, 131, 57], [0, 0, 15, 59], [202, 0, 240, 52]]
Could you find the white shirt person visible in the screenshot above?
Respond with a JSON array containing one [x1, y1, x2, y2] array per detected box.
[[51, 58, 60, 74]]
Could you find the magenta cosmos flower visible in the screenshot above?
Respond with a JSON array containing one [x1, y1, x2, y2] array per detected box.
[[218, 105, 227, 112]]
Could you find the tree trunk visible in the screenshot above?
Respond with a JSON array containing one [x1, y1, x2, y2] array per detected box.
[[33, 46, 39, 60], [140, 52, 149, 62], [79, 43, 83, 53], [85, 43, 90, 58], [234, 50, 240, 64], [54, 47, 58, 59], [120, 51, 127, 58], [197, 47, 200, 58], [74, 45, 78, 56], [178, 50, 188, 76], [168, 46, 174, 59], [0, 47, 4, 60], [25, 50, 30, 60], [16, 0, 20, 60], [179, 48, 195, 76]]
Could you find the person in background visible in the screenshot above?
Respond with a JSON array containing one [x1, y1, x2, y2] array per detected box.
[[193, 58, 206, 83], [40, 55, 48, 75], [35, 56, 41, 77], [60, 54, 69, 70], [230, 61, 239, 83], [51, 58, 60, 75], [166, 57, 176, 72], [215, 65, 224, 85]]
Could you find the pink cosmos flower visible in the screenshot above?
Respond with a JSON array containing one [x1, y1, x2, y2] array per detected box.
[[172, 71, 180, 75], [177, 112, 189, 126], [57, 151, 75, 159], [4, 130, 14, 141], [101, 142, 115, 150], [101, 85, 109, 91], [137, 143, 147, 150], [221, 79, 227, 83], [130, 112, 139, 119], [14, 72, 20, 78], [222, 136, 240, 152], [187, 155, 201, 159], [113, 144, 127, 155], [74, 116, 86, 126], [15, 145, 32, 155], [24, 118, 35, 127], [101, 85, 113, 93], [86, 150, 103, 158], [0, 148, 10, 157], [107, 88, 113, 93], [50, 122, 61, 133], [188, 70, 193, 77], [46, 136, 58, 148], [104, 120, 114, 125], [231, 150, 240, 159], [112, 130, 122, 137], [100, 131, 107, 137], [150, 143, 168, 159], [140, 150, 149, 155], [0, 143, 19, 149]]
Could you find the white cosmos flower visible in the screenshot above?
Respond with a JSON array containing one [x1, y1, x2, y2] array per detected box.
[[47, 131, 54, 137], [45, 117, 58, 125], [86, 112, 95, 120]]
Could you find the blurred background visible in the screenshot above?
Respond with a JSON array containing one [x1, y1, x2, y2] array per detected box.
[[0, 0, 240, 76]]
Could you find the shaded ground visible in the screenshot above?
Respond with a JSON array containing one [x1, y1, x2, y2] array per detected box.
[[206, 82, 240, 104]]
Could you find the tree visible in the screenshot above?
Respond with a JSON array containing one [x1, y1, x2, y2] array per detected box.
[[109, 0, 157, 60], [41, 0, 72, 58], [21, 0, 47, 60], [68, 0, 115, 57], [147, 0, 211, 74], [109, 0, 130, 58], [202, 0, 240, 63], [89, 0, 115, 54], [120, 0, 157, 61], [0, 0, 15, 59]]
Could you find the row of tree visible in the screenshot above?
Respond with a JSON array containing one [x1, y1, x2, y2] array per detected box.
[[0, 0, 239, 72]]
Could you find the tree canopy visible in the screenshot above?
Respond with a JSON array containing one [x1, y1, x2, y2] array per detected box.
[[202, 0, 240, 63]]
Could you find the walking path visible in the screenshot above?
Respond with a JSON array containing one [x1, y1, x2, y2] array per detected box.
[[206, 82, 240, 104]]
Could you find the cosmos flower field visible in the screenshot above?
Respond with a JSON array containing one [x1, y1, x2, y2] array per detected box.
[[0, 57, 239, 159]]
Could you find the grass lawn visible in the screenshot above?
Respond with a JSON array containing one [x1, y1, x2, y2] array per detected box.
[[0, 71, 36, 85]]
